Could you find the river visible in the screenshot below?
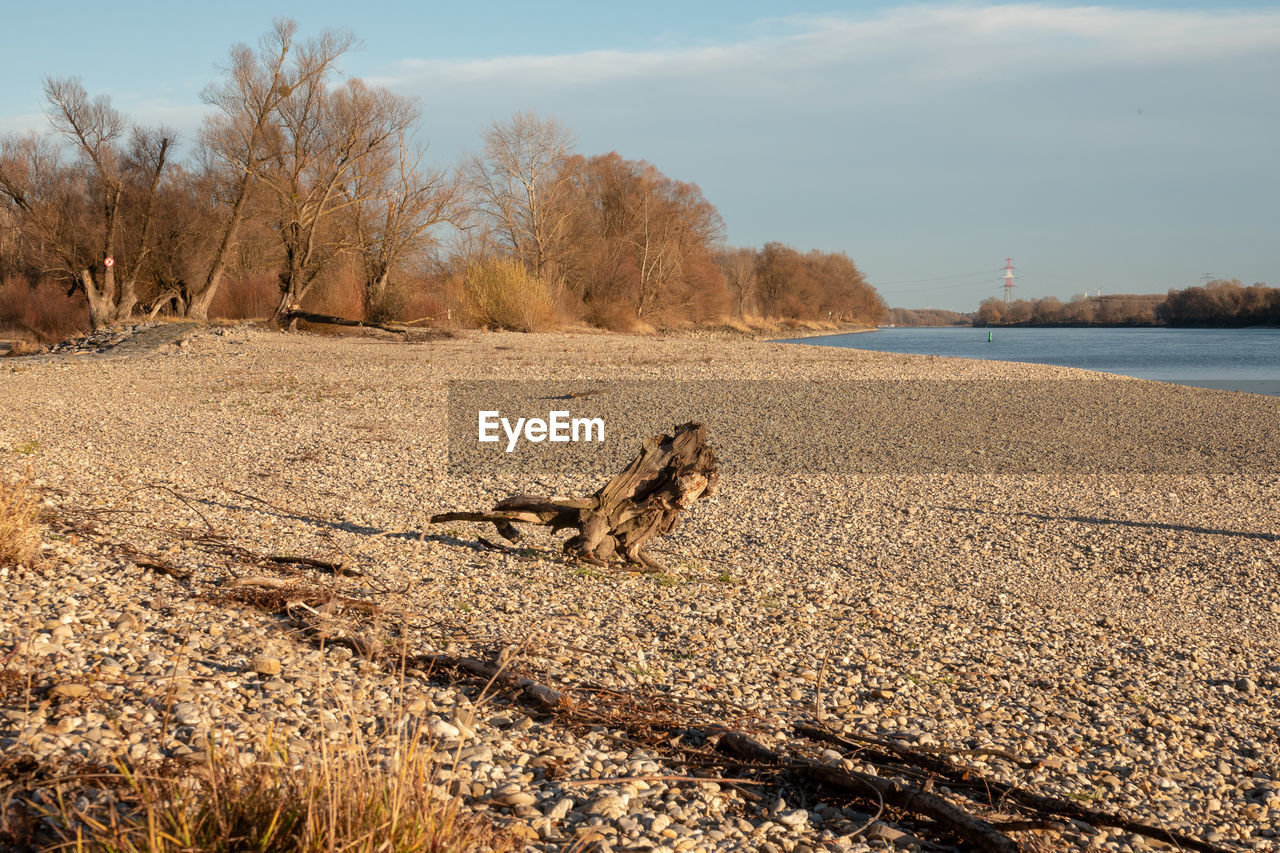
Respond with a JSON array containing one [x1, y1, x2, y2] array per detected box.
[[782, 326, 1280, 395]]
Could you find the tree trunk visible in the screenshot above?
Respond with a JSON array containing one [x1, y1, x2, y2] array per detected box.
[[80, 269, 114, 331], [188, 169, 254, 321], [114, 276, 139, 322], [430, 422, 718, 571]]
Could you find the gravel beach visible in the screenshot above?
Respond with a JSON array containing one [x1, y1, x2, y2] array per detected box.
[[2, 324, 1278, 852]]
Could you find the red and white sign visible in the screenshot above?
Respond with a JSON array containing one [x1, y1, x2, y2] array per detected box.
[[104, 257, 115, 268]]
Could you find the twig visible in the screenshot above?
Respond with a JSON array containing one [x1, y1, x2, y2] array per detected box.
[[560, 775, 764, 788], [267, 554, 360, 576], [121, 483, 218, 535]]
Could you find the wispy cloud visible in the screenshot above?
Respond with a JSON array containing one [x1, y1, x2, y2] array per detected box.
[[372, 4, 1280, 96]]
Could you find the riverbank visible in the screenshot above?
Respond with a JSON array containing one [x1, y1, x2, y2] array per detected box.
[[2, 325, 1278, 851]]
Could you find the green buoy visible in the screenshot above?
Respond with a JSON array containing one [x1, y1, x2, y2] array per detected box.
[[987, 330, 992, 342]]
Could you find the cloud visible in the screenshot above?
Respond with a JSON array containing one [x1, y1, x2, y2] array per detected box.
[[372, 4, 1280, 98]]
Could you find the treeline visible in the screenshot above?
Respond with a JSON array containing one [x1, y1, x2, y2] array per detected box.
[[975, 281, 1279, 327], [886, 307, 971, 326], [1158, 280, 1280, 325], [0, 21, 886, 342], [717, 243, 886, 326]]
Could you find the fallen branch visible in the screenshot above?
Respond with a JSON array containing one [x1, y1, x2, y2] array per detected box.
[[267, 554, 360, 576], [560, 775, 764, 788], [796, 724, 1231, 853], [715, 731, 1021, 853], [410, 654, 566, 710], [283, 310, 419, 335]]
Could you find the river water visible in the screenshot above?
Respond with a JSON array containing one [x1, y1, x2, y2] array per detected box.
[[782, 326, 1280, 395]]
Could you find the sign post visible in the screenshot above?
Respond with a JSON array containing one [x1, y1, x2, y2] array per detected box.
[[104, 257, 115, 268]]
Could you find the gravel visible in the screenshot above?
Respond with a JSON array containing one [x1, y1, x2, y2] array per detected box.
[[2, 323, 1278, 852]]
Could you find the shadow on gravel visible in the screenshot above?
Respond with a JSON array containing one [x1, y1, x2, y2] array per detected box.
[[940, 504, 1279, 541], [198, 496, 497, 553]]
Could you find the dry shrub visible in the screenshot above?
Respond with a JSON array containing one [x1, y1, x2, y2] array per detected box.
[[369, 278, 447, 326], [5, 340, 45, 356], [40, 731, 514, 853], [0, 469, 41, 567], [394, 288, 446, 325], [0, 276, 89, 344], [302, 263, 365, 320], [457, 260, 556, 332], [208, 275, 279, 320], [584, 298, 639, 332]]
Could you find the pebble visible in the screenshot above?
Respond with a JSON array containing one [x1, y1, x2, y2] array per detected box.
[[252, 655, 283, 677], [49, 683, 90, 700]]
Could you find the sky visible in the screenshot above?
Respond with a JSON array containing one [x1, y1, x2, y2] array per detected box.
[[2, 1, 1277, 311]]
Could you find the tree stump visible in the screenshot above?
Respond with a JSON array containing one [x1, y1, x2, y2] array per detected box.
[[430, 421, 718, 571]]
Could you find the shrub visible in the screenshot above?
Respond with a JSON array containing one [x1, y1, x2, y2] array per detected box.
[[0, 469, 41, 567], [458, 260, 556, 332], [0, 276, 89, 344]]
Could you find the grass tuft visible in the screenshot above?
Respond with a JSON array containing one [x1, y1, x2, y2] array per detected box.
[[0, 469, 41, 567], [37, 730, 514, 853]]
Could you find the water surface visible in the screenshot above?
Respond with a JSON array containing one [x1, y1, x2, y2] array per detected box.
[[782, 327, 1280, 395]]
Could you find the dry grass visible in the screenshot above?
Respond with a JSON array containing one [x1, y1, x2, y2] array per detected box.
[[458, 260, 557, 332], [0, 469, 41, 567], [4, 339, 45, 356], [36, 728, 514, 853], [0, 276, 89, 344]]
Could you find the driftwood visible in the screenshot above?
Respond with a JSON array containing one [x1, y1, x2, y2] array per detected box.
[[431, 421, 718, 571], [795, 725, 1230, 853], [282, 309, 424, 335], [716, 731, 1022, 853]]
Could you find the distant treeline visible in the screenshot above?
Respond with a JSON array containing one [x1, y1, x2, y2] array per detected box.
[[718, 243, 887, 327], [0, 21, 887, 343], [975, 280, 1279, 327], [885, 307, 971, 326]]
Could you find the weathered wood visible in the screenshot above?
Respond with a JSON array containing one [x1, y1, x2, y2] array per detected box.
[[716, 731, 1022, 853], [430, 421, 718, 571], [282, 309, 422, 334], [796, 725, 1232, 853]]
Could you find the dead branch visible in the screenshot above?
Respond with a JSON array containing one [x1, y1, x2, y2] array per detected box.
[[266, 554, 360, 575], [796, 724, 1231, 853], [715, 731, 1021, 853], [283, 310, 421, 335]]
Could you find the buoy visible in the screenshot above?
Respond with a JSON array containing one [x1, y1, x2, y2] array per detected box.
[[987, 330, 992, 342]]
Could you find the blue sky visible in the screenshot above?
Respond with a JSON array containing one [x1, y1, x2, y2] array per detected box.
[[3, 2, 1278, 310]]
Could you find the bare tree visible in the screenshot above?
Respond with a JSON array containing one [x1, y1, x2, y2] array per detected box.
[[43, 76, 128, 327], [717, 247, 760, 318], [0, 79, 171, 330], [258, 78, 418, 323], [344, 127, 461, 321], [626, 172, 723, 319], [191, 19, 355, 320], [550, 152, 727, 326], [466, 112, 576, 280]]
